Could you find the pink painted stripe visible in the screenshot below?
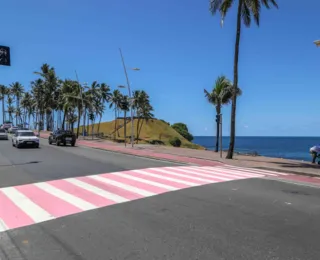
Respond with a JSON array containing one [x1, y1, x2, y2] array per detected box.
[[156, 168, 216, 183], [146, 168, 208, 184], [16, 184, 81, 218], [78, 176, 143, 200], [171, 167, 233, 182], [49, 179, 116, 207], [101, 172, 169, 194], [129, 171, 190, 189], [0, 190, 34, 229]]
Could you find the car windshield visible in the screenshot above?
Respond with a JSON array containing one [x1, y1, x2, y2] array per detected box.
[[0, 129, 6, 133], [18, 132, 35, 137]]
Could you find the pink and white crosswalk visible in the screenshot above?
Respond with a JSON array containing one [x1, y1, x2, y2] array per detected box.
[[0, 165, 287, 232]]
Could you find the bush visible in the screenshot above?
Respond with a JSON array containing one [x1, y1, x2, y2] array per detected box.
[[169, 137, 181, 147], [171, 123, 194, 141]]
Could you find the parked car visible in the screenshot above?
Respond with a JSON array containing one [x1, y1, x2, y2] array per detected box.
[[8, 126, 18, 134], [0, 129, 8, 140], [12, 130, 40, 148], [48, 130, 76, 146]]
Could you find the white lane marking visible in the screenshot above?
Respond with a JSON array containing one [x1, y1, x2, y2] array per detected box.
[[132, 169, 198, 186], [0, 218, 8, 232], [112, 172, 177, 191], [221, 165, 288, 175], [35, 183, 96, 211], [149, 167, 214, 182], [189, 166, 263, 180], [88, 175, 155, 197], [65, 178, 129, 203], [1, 187, 54, 223], [175, 166, 248, 180], [205, 166, 278, 177]]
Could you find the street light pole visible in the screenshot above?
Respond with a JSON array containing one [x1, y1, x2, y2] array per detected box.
[[75, 71, 85, 139], [119, 48, 134, 148]]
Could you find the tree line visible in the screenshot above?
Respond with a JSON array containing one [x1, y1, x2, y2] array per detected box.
[[0, 63, 154, 140]]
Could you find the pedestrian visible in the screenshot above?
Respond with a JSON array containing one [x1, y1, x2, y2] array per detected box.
[[310, 144, 320, 164]]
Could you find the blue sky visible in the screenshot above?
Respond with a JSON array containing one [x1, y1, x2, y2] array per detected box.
[[1, 0, 319, 136]]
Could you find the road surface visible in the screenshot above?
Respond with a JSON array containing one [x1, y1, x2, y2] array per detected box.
[[0, 138, 319, 260]]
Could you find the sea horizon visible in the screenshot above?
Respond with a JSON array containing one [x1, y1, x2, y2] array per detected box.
[[192, 136, 318, 162]]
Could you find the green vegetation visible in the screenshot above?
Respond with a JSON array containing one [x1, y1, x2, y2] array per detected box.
[[209, 0, 278, 159], [169, 137, 182, 147], [204, 75, 242, 152], [171, 123, 193, 142]]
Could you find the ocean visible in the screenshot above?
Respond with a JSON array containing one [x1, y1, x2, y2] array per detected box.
[[193, 136, 320, 162]]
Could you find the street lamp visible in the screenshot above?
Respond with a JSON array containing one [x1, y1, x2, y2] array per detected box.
[[119, 48, 140, 148], [314, 40, 320, 47], [75, 71, 85, 139]]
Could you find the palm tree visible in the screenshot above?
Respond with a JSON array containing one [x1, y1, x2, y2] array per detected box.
[[109, 89, 122, 139], [133, 90, 153, 143], [204, 75, 242, 152], [10, 82, 24, 125], [7, 95, 14, 122], [0, 85, 8, 124], [209, 0, 278, 159], [119, 95, 130, 145]]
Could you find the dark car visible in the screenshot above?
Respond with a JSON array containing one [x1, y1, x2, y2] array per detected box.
[[48, 130, 76, 146]]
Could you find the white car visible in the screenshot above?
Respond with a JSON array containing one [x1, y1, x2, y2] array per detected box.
[[12, 130, 40, 148], [0, 129, 8, 140]]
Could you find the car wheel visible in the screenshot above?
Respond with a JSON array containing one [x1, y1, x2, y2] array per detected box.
[[48, 139, 52, 145], [63, 142, 66, 146], [12, 141, 14, 147], [71, 142, 75, 147], [56, 140, 60, 146]]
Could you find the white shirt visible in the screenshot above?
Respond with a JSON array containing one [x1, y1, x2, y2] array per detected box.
[[310, 145, 320, 153]]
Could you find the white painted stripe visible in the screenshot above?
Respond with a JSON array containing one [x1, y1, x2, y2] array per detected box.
[[222, 165, 288, 175], [1, 187, 54, 223], [165, 167, 234, 181], [198, 166, 265, 178], [89, 175, 155, 197], [188, 166, 260, 179], [65, 178, 128, 203], [112, 172, 177, 191], [187, 166, 259, 177], [218, 166, 279, 176], [133, 170, 198, 186], [150, 168, 213, 182], [0, 218, 8, 232], [35, 183, 96, 211]]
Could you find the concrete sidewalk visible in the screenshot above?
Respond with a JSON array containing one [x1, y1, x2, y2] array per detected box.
[[38, 132, 320, 177]]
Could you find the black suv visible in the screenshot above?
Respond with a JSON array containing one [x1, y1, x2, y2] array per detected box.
[[48, 130, 76, 146]]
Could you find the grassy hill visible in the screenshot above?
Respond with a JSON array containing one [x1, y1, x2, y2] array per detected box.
[[76, 118, 204, 150]]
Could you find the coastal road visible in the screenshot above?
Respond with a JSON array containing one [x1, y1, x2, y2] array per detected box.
[[0, 138, 320, 259]]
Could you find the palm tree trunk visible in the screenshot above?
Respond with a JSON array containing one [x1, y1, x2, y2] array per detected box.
[[97, 115, 102, 134], [136, 117, 140, 144], [91, 120, 94, 140], [114, 109, 117, 140], [2, 98, 4, 124], [226, 0, 242, 160], [62, 111, 66, 130], [138, 118, 144, 141], [76, 106, 81, 138], [215, 105, 221, 152], [86, 115, 89, 135], [124, 111, 127, 146]]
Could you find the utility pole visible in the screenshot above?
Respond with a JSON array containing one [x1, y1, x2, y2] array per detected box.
[[220, 114, 223, 158], [75, 71, 85, 139], [119, 48, 134, 148]]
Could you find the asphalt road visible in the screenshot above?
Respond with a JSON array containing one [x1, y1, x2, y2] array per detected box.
[[0, 137, 320, 259], [0, 137, 184, 188]]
